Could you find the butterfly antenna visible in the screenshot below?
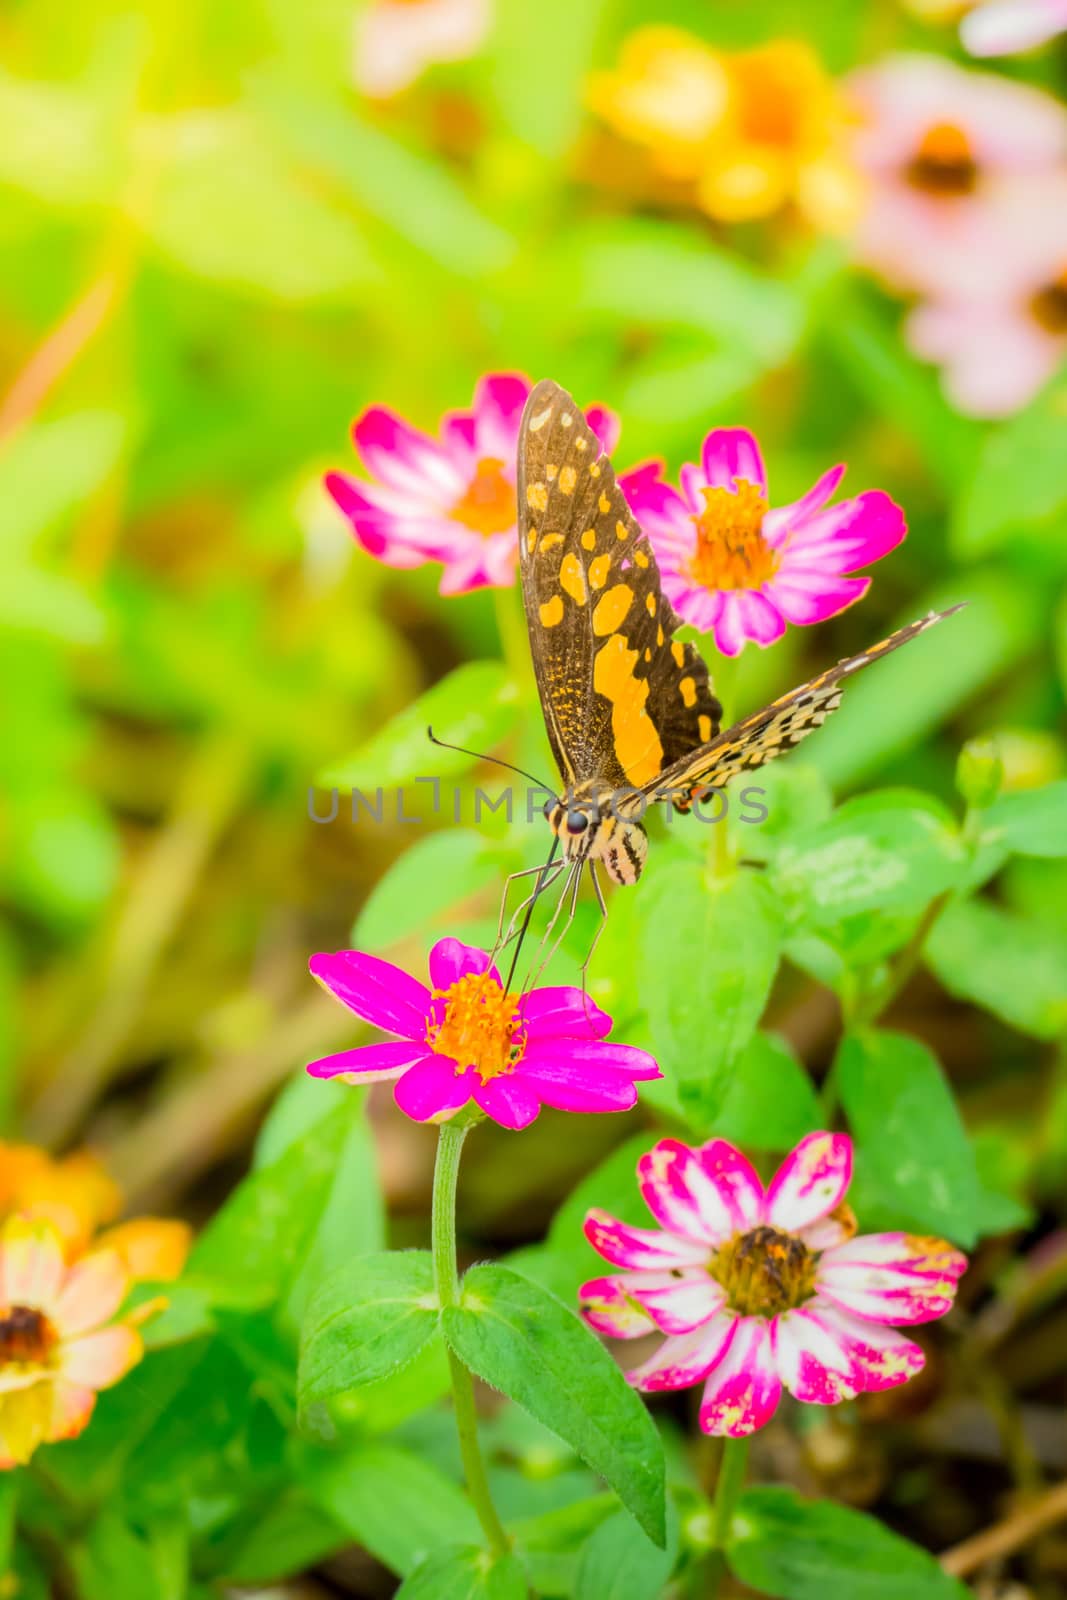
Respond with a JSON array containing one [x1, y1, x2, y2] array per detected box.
[[426, 727, 551, 792], [504, 838, 561, 993]]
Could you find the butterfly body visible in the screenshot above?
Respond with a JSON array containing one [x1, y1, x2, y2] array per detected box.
[[517, 378, 962, 898]]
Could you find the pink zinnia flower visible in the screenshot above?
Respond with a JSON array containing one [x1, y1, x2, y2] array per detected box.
[[308, 937, 660, 1130], [961, 0, 1067, 55], [847, 55, 1067, 294], [326, 374, 619, 595], [619, 429, 905, 656], [581, 1132, 966, 1438], [0, 1219, 152, 1468], [353, 0, 491, 99], [907, 174, 1067, 416]]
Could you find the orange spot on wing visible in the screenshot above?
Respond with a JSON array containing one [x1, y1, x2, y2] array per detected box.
[[560, 552, 588, 605], [593, 634, 664, 788], [539, 595, 564, 627]]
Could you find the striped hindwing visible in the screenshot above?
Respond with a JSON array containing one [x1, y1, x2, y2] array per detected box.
[[517, 379, 721, 798], [647, 609, 963, 807]]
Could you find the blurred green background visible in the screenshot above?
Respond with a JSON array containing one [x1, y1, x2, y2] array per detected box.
[[2, 0, 1065, 1241]]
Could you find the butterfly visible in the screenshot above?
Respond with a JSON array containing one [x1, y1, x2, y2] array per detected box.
[[514, 378, 962, 935]]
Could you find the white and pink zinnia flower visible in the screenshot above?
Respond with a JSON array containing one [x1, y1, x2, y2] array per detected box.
[[353, 0, 492, 99], [847, 55, 1067, 294], [961, 0, 1067, 56], [308, 937, 660, 1130], [581, 1132, 966, 1438], [619, 429, 905, 656], [0, 1218, 151, 1468], [326, 373, 618, 595]]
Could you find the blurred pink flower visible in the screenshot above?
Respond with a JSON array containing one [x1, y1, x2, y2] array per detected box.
[[619, 430, 905, 656], [907, 174, 1067, 416], [326, 374, 618, 594], [354, 0, 491, 99], [581, 1132, 967, 1438], [962, 0, 1067, 55], [847, 55, 1067, 293], [308, 937, 660, 1130]]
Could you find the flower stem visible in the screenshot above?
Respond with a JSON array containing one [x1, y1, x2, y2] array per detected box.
[[711, 1436, 749, 1548], [493, 583, 530, 686], [431, 1120, 511, 1559]]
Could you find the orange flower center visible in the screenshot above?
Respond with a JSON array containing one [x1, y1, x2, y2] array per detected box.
[[689, 480, 778, 591], [905, 122, 978, 196], [451, 457, 517, 537], [0, 1304, 57, 1366], [1030, 267, 1067, 335], [427, 971, 525, 1082], [710, 1226, 816, 1317], [731, 55, 807, 148]]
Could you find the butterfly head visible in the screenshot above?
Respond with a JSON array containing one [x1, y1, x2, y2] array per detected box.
[[544, 788, 648, 886]]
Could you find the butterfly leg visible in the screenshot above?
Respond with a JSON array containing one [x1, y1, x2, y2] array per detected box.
[[580, 863, 609, 979], [527, 860, 584, 989], [493, 861, 567, 958]]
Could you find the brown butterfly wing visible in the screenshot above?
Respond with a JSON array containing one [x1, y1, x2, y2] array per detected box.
[[648, 608, 964, 805], [517, 378, 721, 797]]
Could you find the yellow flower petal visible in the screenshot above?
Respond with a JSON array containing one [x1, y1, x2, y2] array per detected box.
[[698, 146, 792, 221], [0, 1218, 66, 1312], [589, 26, 731, 181], [48, 1378, 97, 1443], [94, 1218, 192, 1284], [0, 1381, 53, 1465]]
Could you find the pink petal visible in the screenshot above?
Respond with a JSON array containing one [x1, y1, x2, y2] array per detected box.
[[711, 591, 749, 657], [762, 465, 846, 546], [619, 462, 690, 530], [427, 938, 500, 993], [583, 1208, 710, 1272], [627, 1272, 728, 1335], [764, 1133, 853, 1233], [473, 1074, 542, 1130], [437, 540, 517, 595], [773, 1302, 924, 1402], [48, 1380, 96, 1442], [733, 589, 787, 648], [353, 406, 465, 498], [701, 429, 767, 495], [515, 1059, 645, 1115], [763, 570, 869, 627], [53, 1251, 128, 1338], [638, 1139, 764, 1245], [962, 0, 1067, 58], [579, 1275, 657, 1339], [309, 950, 430, 1039], [679, 462, 708, 514], [0, 1222, 66, 1312], [629, 1313, 737, 1392], [393, 1057, 473, 1122], [585, 405, 621, 456], [663, 581, 723, 635], [519, 1040, 660, 1081], [517, 987, 612, 1040], [326, 475, 464, 563], [816, 1232, 967, 1325], [798, 1210, 857, 1252], [776, 491, 907, 575], [307, 1040, 432, 1083], [698, 1316, 782, 1437], [61, 1325, 142, 1391], [470, 372, 531, 461]]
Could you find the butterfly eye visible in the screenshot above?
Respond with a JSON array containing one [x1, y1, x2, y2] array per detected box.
[[566, 812, 589, 835]]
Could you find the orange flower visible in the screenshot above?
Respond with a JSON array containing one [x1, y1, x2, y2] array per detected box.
[[588, 29, 860, 230], [0, 1143, 191, 1281], [0, 1219, 152, 1468]]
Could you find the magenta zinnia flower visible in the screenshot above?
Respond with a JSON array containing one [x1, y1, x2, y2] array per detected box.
[[308, 938, 660, 1130], [326, 373, 619, 596], [580, 1132, 966, 1438], [619, 430, 905, 656]]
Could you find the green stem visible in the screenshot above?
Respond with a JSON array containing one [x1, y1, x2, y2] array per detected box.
[[493, 583, 530, 686], [432, 1121, 511, 1559], [711, 1436, 749, 1548]]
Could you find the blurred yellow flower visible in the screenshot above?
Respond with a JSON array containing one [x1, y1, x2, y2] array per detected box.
[[0, 1143, 190, 1281], [0, 1219, 152, 1468], [588, 29, 860, 229]]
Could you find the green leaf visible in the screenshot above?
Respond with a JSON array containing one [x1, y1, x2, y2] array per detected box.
[[715, 1033, 822, 1151], [396, 1545, 528, 1599], [926, 897, 1067, 1039], [355, 829, 497, 951], [980, 781, 1067, 859], [771, 791, 965, 930], [807, 575, 1035, 789], [489, 0, 608, 156], [299, 1251, 439, 1414], [71, 1512, 174, 1600], [190, 1095, 366, 1305], [0, 411, 125, 553], [727, 1487, 970, 1600], [837, 1030, 980, 1246], [222, 1494, 347, 1585], [305, 1443, 482, 1577], [953, 372, 1067, 556], [318, 661, 520, 788], [255, 80, 514, 278], [442, 1264, 666, 1547], [574, 1507, 676, 1600], [639, 864, 783, 1130]]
